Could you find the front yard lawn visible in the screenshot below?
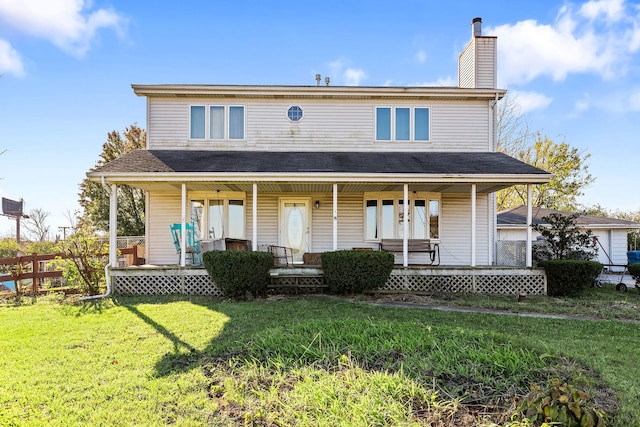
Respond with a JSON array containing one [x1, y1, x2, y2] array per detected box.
[[0, 292, 639, 426]]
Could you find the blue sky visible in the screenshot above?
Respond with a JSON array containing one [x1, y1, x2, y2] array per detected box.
[[0, 0, 639, 239]]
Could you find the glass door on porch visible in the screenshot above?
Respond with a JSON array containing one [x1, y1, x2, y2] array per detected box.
[[280, 201, 310, 264]]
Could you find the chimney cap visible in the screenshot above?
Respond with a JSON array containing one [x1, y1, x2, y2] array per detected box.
[[472, 17, 482, 37]]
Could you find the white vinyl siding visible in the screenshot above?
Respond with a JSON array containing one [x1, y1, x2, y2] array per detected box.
[[147, 98, 490, 152], [458, 40, 476, 89], [458, 36, 496, 89], [145, 190, 483, 266], [475, 37, 497, 89], [147, 192, 183, 265], [440, 193, 489, 265]]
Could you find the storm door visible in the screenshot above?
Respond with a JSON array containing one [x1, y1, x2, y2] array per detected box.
[[279, 200, 311, 264]]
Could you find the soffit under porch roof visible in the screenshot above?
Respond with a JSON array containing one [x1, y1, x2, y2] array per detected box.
[[87, 149, 550, 194], [108, 181, 516, 194]]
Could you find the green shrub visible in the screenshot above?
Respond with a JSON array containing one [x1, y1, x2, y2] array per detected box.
[[516, 378, 607, 427], [203, 251, 273, 299], [539, 260, 602, 297], [321, 250, 394, 295], [628, 264, 640, 287]]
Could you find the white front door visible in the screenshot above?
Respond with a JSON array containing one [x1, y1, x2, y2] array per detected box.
[[280, 200, 311, 263]]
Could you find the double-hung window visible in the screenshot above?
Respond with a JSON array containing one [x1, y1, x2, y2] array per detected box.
[[191, 196, 246, 240], [364, 193, 440, 241], [375, 107, 430, 142], [190, 105, 245, 140]]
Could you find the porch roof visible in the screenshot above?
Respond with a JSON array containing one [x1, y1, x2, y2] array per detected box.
[[498, 206, 640, 229], [88, 149, 550, 193]]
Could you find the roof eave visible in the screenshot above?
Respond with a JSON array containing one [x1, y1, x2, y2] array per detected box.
[[131, 84, 507, 100], [87, 171, 551, 184]]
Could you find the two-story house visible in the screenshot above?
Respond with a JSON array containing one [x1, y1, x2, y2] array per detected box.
[[88, 18, 551, 296]]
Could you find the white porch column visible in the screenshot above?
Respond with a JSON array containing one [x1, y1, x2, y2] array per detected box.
[[471, 184, 477, 267], [252, 183, 258, 251], [332, 183, 338, 250], [526, 184, 533, 267], [109, 183, 118, 267], [180, 183, 186, 267], [403, 184, 409, 267]]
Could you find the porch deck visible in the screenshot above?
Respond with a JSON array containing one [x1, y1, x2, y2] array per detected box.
[[109, 265, 547, 296]]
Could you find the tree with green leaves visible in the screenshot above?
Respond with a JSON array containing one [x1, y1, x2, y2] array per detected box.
[[497, 134, 595, 211], [79, 124, 146, 236], [496, 93, 595, 211], [532, 212, 597, 261]]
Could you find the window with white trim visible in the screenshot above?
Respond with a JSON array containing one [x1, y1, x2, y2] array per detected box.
[[364, 193, 439, 241], [189, 105, 245, 140], [375, 107, 430, 142], [190, 196, 246, 240]]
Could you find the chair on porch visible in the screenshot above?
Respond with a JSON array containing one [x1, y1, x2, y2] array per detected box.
[[170, 223, 202, 265]]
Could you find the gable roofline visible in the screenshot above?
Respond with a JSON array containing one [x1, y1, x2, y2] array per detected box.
[[497, 205, 640, 229], [131, 84, 506, 101]]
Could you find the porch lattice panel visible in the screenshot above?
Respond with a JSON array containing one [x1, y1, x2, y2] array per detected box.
[[384, 274, 473, 293], [381, 268, 546, 295], [110, 267, 546, 296], [112, 271, 222, 296]]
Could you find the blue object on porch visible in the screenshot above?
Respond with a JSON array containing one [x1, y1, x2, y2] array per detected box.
[[170, 223, 202, 265], [628, 251, 640, 265]]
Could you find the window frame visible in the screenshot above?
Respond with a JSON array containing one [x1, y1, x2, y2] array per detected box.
[[189, 105, 206, 139], [287, 105, 304, 122], [374, 106, 431, 142], [190, 192, 247, 240], [363, 192, 440, 242], [188, 104, 246, 141]]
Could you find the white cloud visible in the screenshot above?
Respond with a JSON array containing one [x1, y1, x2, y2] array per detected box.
[[573, 98, 591, 115], [416, 50, 427, 64], [487, 0, 640, 85], [343, 68, 366, 86], [579, 0, 625, 22], [0, 38, 24, 76], [510, 90, 553, 113], [328, 58, 367, 85], [0, 0, 126, 58]]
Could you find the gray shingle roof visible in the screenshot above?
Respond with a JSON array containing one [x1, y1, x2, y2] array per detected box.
[[497, 206, 640, 228], [91, 150, 549, 176]]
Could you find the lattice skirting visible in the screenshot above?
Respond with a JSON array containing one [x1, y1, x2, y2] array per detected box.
[[110, 267, 546, 296], [111, 268, 222, 296], [381, 267, 547, 295]]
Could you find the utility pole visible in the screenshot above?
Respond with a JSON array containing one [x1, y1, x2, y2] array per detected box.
[[58, 226, 71, 241]]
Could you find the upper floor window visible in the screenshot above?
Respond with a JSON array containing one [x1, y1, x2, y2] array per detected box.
[[375, 107, 430, 142], [287, 106, 303, 122], [190, 105, 245, 140]]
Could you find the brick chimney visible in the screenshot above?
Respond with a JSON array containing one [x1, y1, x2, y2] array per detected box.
[[458, 17, 497, 89]]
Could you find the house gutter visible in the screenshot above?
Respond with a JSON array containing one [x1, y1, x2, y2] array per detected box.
[[79, 177, 114, 301]]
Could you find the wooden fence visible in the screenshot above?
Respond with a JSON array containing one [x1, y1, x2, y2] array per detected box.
[[0, 246, 143, 295]]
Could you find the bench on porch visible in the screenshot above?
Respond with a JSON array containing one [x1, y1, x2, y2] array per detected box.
[[379, 239, 440, 266]]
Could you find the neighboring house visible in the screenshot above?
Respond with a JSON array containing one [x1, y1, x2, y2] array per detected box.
[[497, 206, 640, 269], [87, 18, 551, 295]]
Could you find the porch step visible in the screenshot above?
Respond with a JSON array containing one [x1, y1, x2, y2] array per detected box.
[[269, 273, 327, 294]]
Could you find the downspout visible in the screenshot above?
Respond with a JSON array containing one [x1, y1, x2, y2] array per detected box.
[[80, 178, 116, 301]]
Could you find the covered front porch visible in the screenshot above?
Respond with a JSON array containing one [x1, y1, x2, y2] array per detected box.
[[90, 149, 551, 295]]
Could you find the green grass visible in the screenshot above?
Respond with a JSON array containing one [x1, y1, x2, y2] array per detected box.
[[369, 283, 640, 321], [0, 293, 639, 426]]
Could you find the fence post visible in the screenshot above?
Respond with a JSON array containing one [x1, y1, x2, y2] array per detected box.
[[32, 254, 39, 296]]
